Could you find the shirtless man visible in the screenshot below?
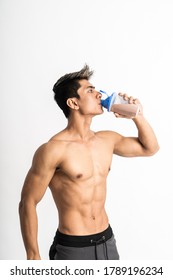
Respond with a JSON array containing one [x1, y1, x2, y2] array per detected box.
[[19, 65, 159, 260]]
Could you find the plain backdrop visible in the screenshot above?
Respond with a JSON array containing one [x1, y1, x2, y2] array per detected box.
[[0, 0, 173, 260]]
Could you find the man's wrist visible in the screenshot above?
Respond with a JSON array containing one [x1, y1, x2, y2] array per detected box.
[[27, 252, 41, 260]]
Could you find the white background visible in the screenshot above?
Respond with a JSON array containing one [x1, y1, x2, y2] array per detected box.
[[0, 0, 173, 260]]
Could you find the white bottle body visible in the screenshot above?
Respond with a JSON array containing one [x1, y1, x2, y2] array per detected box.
[[110, 94, 141, 118]]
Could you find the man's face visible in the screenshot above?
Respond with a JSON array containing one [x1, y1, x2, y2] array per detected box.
[[76, 79, 103, 116]]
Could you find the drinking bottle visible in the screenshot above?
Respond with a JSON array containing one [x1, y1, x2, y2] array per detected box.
[[100, 90, 141, 118]]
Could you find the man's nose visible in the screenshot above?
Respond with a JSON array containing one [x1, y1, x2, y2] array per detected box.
[[96, 90, 102, 98]]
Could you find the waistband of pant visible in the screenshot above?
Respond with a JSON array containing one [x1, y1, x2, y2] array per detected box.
[[55, 225, 113, 247]]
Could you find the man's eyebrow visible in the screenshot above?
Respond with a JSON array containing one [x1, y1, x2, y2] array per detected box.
[[86, 86, 95, 89]]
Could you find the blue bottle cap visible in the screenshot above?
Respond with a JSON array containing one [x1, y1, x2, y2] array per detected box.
[[100, 90, 116, 111]]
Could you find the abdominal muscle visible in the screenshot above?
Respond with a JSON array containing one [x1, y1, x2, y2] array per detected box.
[[49, 174, 109, 236], [58, 204, 109, 236]]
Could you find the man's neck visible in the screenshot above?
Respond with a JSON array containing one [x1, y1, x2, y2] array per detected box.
[[66, 114, 94, 141]]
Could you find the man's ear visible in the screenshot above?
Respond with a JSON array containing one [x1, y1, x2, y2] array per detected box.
[[66, 98, 79, 110]]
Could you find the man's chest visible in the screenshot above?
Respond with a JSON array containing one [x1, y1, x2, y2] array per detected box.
[[58, 140, 113, 180]]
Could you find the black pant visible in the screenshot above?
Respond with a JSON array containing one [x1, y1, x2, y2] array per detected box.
[[49, 225, 120, 260]]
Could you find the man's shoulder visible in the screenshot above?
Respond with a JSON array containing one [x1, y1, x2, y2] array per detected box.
[[48, 130, 73, 146], [95, 130, 123, 147], [34, 132, 68, 158], [32, 136, 67, 168], [95, 130, 120, 138]]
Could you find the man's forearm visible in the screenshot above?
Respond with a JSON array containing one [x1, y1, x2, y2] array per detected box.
[[19, 200, 41, 260], [133, 115, 159, 155]]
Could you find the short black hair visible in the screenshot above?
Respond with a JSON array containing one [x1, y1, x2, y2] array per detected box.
[[53, 64, 94, 118]]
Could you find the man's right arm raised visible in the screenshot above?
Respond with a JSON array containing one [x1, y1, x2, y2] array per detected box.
[[19, 141, 62, 260]]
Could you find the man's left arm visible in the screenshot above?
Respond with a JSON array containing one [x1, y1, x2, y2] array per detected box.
[[133, 115, 159, 156], [113, 114, 159, 157], [113, 94, 159, 157]]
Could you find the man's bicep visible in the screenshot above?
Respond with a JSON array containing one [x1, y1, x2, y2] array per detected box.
[[21, 145, 57, 204], [113, 135, 145, 157], [20, 167, 52, 205], [20, 141, 63, 204]]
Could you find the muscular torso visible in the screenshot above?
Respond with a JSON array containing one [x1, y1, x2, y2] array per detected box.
[[48, 131, 114, 235]]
